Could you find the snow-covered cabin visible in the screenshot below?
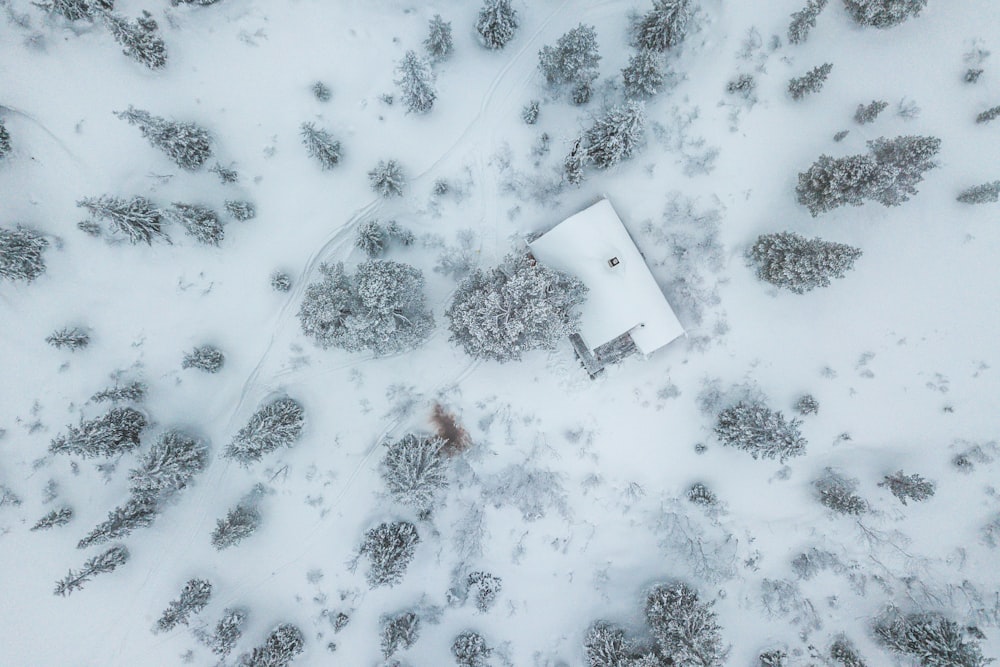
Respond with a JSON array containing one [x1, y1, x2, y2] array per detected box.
[[528, 198, 684, 375]]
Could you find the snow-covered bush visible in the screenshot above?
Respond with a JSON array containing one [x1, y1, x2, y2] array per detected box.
[[312, 81, 331, 102], [583, 101, 646, 169], [956, 181, 1000, 204], [298, 260, 434, 355], [128, 430, 208, 501], [747, 232, 862, 293], [854, 100, 888, 124], [451, 630, 491, 666], [563, 141, 585, 185], [154, 578, 212, 633], [368, 159, 406, 197], [467, 571, 503, 612], [77, 495, 159, 548], [759, 650, 788, 666], [225, 397, 305, 465], [167, 203, 224, 246], [46, 326, 90, 351], [873, 609, 989, 667], [522, 100, 539, 124], [91, 381, 146, 404], [726, 73, 756, 100], [102, 11, 167, 70], [225, 200, 256, 221], [976, 105, 1000, 124], [788, 63, 832, 100], [211, 498, 262, 550], [201, 607, 246, 658], [355, 219, 388, 257], [714, 400, 805, 462], [77, 195, 167, 244], [115, 107, 211, 170], [633, 0, 694, 52], [686, 482, 717, 507], [211, 162, 238, 183], [380, 433, 449, 510], [386, 220, 414, 246], [359, 521, 420, 588], [814, 468, 866, 515], [476, 0, 518, 50], [584, 621, 633, 667], [843, 0, 927, 28], [623, 49, 667, 99], [54, 545, 129, 597], [645, 582, 727, 667], [0, 119, 10, 158], [425, 14, 454, 62], [182, 345, 224, 372], [395, 50, 436, 113], [445, 254, 586, 362], [381, 611, 420, 658], [788, 0, 828, 44], [301, 122, 341, 169], [34, 0, 112, 21], [31, 506, 74, 531], [830, 636, 868, 666], [0, 226, 49, 282], [50, 407, 146, 458], [240, 623, 304, 667], [794, 394, 819, 415], [538, 24, 601, 100], [878, 470, 935, 505], [270, 271, 291, 292]]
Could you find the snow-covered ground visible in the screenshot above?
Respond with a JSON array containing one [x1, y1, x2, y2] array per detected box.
[[1, 0, 998, 664]]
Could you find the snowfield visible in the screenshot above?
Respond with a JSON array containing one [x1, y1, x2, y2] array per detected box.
[[1, 0, 999, 665]]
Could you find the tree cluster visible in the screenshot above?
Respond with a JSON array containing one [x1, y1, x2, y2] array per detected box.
[[714, 400, 806, 462], [843, 0, 927, 28], [873, 609, 989, 667], [538, 24, 601, 104]]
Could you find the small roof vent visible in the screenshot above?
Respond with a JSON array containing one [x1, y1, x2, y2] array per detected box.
[[608, 257, 620, 268]]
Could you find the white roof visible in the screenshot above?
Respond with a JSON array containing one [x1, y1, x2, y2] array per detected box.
[[528, 199, 684, 355]]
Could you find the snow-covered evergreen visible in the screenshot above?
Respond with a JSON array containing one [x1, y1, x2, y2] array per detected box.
[[128, 430, 208, 501], [873, 609, 989, 667], [645, 582, 727, 667], [355, 219, 388, 257], [788, 63, 833, 100], [633, 0, 694, 52], [747, 231, 862, 293], [538, 24, 601, 101], [45, 326, 91, 351], [425, 14, 454, 62], [211, 499, 262, 550], [77, 494, 159, 548], [380, 611, 420, 658], [34, 0, 112, 21], [182, 345, 225, 373], [380, 433, 449, 510], [843, 0, 927, 28], [976, 105, 1000, 124], [787, 0, 828, 45], [445, 254, 587, 362], [878, 470, 935, 505], [53, 545, 129, 597], [583, 101, 647, 169], [300, 122, 341, 170], [956, 181, 1000, 204], [714, 400, 806, 462], [50, 406, 147, 458], [814, 468, 867, 515], [451, 630, 491, 667], [270, 271, 292, 292], [0, 119, 10, 159], [522, 100, 540, 124], [396, 51, 436, 114], [154, 578, 212, 633], [225, 397, 305, 466], [200, 607, 246, 658], [102, 11, 167, 69], [167, 203, 224, 246], [31, 506, 74, 531], [584, 621, 633, 667], [359, 521, 420, 588], [466, 571, 502, 612], [239, 623, 304, 667], [225, 199, 256, 221], [91, 381, 146, 404], [368, 159, 406, 197], [623, 49, 667, 100], [829, 636, 868, 667], [854, 100, 888, 124], [0, 226, 49, 282], [475, 0, 519, 50], [115, 107, 212, 170]]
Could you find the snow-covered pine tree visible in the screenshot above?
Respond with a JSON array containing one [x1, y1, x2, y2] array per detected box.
[[583, 101, 647, 169], [225, 397, 305, 466], [748, 231, 862, 293], [77, 195, 167, 244], [201, 607, 246, 657], [128, 430, 208, 501], [182, 345, 224, 372], [854, 100, 888, 124], [645, 582, 727, 667], [788, 63, 833, 100], [878, 470, 935, 505], [300, 122, 341, 169], [102, 11, 167, 69], [54, 544, 128, 597], [0, 118, 11, 158], [381, 611, 420, 658], [386, 220, 414, 246], [33, 0, 113, 21], [425, 14, 454, 62], [623, 49, 667, 99], [466, 571, 502, 612], [46, 326, 91, 351], [538, 24, 601, 100], [866, 134, 941, 206], [380, 434, 448, 510], [115, 107, 211, 170], [240, 623, 305, 667], [298, 260, 434, 355], [77, 494, 159, 548], [843, 0, 927, 28], [873, 609, 989, 667], [270, 271, 292, 292], [814, 468, 866, 515], [584, 621, 633, 667], [476, 0, 518, 50], [225, 200, 256, 221], [154, 578, 212, 633], [794, 153, 887, 216], [452, 631, 491, 667], [787, 0, 828, 45], [794, 394, 819, 415], [633, 0, 694, 52], [445, 254, 587, 362], [0, 226, 49, 282], [714, 400, 806, 462], [167, 203, 224, 246], [211, 499, 261, 550], [91, 381, 146, 404], [522, 100, 540, 124], [829, 636, 868, 667], [396, 50, 436, 114], [355, 219, 387, 257], [368, 159, 406, 197], [759, 650, 788, 666], [977, 105, 1000, 124], [360, 521, 420, 588], [957, 181, 1000, 204], [50, 407, 147, 458], [563, 140, 585, 185], [31, 506, 74, 531], [211, 162, 239, 183]]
